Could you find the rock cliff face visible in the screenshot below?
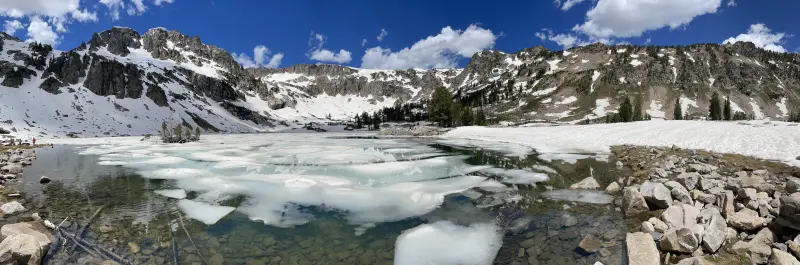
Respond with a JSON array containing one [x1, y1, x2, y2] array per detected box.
[[0, 26, 797, 137]]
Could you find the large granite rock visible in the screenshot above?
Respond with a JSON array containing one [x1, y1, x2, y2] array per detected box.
[[0, 234, 45, 265], [569, 177, 600, 190], [621, 187, 649, 217], [640, 181, 672, 209], [659, 228, 699, 253], [0, 222, 53, 250], [773, 248, 800, 265], [727, 208, 766, 231], [626, 232, 660, 265], [700, 208, 726, 253]]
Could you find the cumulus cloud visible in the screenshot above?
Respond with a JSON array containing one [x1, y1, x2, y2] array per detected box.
[[307, 32, 353, 64], [360, 24, 496, 69], [3, 20, 24, 35], [573, 0, 722, 38], [376, 28, 388, 41], [727, 0, 736, 7], [554, 0, 589, 11], [361, 39, 367, 46], [26, 16, 59, 45], [536, 29, 580, 48], [233, 45, 284, 68], [0, 0, 173, 47], [723, 23, 787, 53]]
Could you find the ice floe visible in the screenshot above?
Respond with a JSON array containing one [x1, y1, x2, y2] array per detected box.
[[394, 221, 502, 265]]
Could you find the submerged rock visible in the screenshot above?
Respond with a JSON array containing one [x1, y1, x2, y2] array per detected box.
[[577, 235, 601, 253], [569, 177, 600, 190]]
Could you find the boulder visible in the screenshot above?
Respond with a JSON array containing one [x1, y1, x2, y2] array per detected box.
[[0, 222, 53, 250], [577, 235, 601, 253], [626, 232, 660, 265], [676, 256, 716, 265], [0, 234, 45, 265], [605, 182, 620, 194], [665, 181, 694, 204], [773, 248, 800, 265], [738, 188, 757, 202], [621, 187, 649, 217], [649, 217, 669, 233], [786, 179, 800, 194], [649, 168, 668, 179], [0, 201, 24, 215], [662, 204, 699, 229], [569, 177, 600, 190], [659, 228, 699, 253], [731, 241, 771, 264], [721, 190, 735, 218], [1, 164, 22, 174], [687, 163, 713, 174], [677, 172, 701, 190], [640, 181, 672, 209], [727, 209, 766, 230], [778, 193, 800, 230], [701, 208, 726, 253], [641, 221, 655, 233], [698, 178, 720, 191]]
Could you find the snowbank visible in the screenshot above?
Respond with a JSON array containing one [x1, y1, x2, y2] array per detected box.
[[442, 120, 800, 167], [394, 221, 502, 265]]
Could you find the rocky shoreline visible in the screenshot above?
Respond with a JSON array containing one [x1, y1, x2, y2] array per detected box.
[[590, 145, 800, 265]]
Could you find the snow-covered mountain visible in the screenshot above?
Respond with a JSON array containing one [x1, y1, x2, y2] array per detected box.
[[0, 26, 798, 138]]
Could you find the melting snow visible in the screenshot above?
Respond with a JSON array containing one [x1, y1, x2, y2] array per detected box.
[[480, 168, 548, 185], [394, 221, 502, 265], [684, 52, 695, 63], [672, 67, 677, 83], [777, 98, 789, 117], [590, 71, 601, 93], [646, 101, 665, 119], [556, 96, 578, 105], [708, 77, 715, 88], [154, 189, 187, 199], [546, 59, 562, 75], [532, 87, 558, 97], [178, 199, 235, 225], [749, 101, 764, 120], [619, 77, 626, 84], [443, 120, 800, 167], [563, 51, 572, 56], [630, 59, 642, 67]]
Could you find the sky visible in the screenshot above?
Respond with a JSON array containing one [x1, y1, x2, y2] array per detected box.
[[0, 0, 797, 70]]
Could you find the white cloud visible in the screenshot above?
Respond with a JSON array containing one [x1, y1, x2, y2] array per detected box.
[[307, 32, 353, 64], [727, 0, 736, 7], [361, 24, 496, 69], [723, 23, 787, 53], [645, 38, 651, 44], [310, 49, 352, 64], [266, 53, 283, 68], [554, 0, 589, 11], [155, 0, 175, 6], [376, 28, 388, 41], [70, 9, 98, 22], [3, 20, 24, 35], [99, 0, 124, 20], [361, 38, 367, 46], [26, 16, 59, 45], [574, 0, 722, 38], [0, 0, 80, 18], [536, 29, 581, 48], [233, 45, 283, 68]]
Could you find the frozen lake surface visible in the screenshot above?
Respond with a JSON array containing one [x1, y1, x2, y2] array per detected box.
[[29, 133, 628, 265]]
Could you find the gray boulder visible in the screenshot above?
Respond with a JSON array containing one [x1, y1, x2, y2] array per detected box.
[[621, 187, 649, 217], [659, 228, 699, 253], [773, 248, 800, 265], [569, 177, 600, 190], [738, 188, 757, 202], [626, 232, 660, 265], [727, 208, 766, 231], [662, 203, 699, 229], [778, 193, 800, 230], [0, 234, 45, 265], [687, 163, 713, 174], [665, 181, 694, 205], [677, 172, 701, 190], [700, 208, 726, 253], [640, 181, 672, 209], [788, 179, 800, 194], [605, 182, 620, 194], [730, 228, 774, 264]]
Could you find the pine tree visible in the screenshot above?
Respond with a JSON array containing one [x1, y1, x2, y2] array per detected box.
[[174, 125, 183, 142], [632, 96, 643, 121], [475, 108, 487, 126], [355, 114, 361, 128], [372, 112, 381, 130], [723, 96, 732, 121], [194, 127, 201, 141], [462, 107, 474, 126], [674, 98, 683, 120], [429, 86, 454, 127], [619, 97, 633, 122], [161, 120, 169, 140], [184, 128, 191, 141], [709, 92, 722, 120]]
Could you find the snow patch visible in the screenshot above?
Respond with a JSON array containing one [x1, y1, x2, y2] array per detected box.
[[590, 71, 601, 93], [777, 98, 789, 117], [394, 221, 502, 265], [556, 96, 578, 105], [630, 59, 642, 67], [154, 189, 187, 199]]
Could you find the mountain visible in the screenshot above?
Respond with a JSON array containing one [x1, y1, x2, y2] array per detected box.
[[0, 27, 797, 138]]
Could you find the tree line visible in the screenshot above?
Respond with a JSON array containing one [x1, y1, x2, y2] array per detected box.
[[674, 92, 752, 121], [606, 96, 652, 123]]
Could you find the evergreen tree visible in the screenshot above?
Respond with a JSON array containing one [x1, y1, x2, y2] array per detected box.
[[674, 98, 683, 120], [372, 112, 381, 130], [709, 92, 722, 120], [184, 128, 192, 140], [618, 97, 633, 122], [161, 121, 169, 139], [723, 96, 732, 121], [475, 108, 487, 126], [632, 96, 643, 121], [194, 127, 201, 140], [462, 107, 474, 126], [174, 125, 183, 142], [429, 86, 454, 127], [355, 114, 362, 128]]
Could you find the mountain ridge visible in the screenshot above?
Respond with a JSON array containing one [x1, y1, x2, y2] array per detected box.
[[0, 26, 797, 138]]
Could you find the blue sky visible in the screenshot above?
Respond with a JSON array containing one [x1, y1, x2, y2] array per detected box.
[[0, 0, 797, 69]]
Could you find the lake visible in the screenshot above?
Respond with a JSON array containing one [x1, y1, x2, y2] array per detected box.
[[24, 133, 630, 265]]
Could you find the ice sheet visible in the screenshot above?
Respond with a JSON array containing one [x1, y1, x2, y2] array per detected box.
[[154, 189, 187, 199], [480, 168, 549, 185], [394, 221, 502, 265], [177, 199, 235, 225]]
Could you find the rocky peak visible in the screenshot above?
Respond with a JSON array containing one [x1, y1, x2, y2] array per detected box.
[[142, 27, 241, 73], [88, 27, 142, 56]]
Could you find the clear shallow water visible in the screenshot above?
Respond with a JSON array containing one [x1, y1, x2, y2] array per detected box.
[[26, 133, 630, 265]]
